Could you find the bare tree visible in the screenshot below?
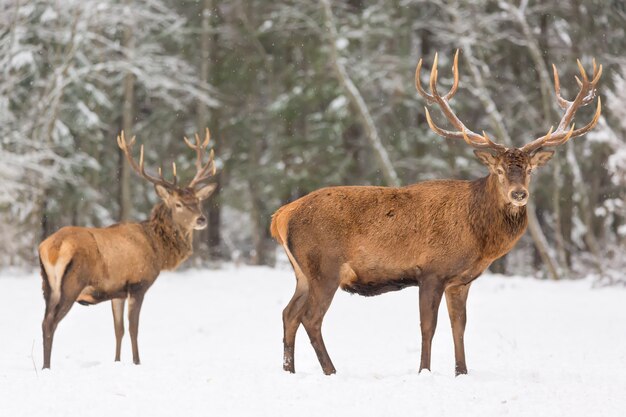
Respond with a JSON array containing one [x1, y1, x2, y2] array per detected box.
[[321, 0, 400, 187]]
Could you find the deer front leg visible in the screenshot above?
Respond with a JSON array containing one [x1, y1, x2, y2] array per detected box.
[[128, 290, 146, 365], [444, 283, 471, 376], [111, 298, 126, 362], [418, 279, 445, 373]]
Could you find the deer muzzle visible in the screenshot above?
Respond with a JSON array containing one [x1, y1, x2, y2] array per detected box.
[[195, 216, 208, 230], [509, 188, 529, 206]]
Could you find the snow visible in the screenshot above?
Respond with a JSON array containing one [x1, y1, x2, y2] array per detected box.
[[9, 50, 35, 70], [335, 37, 349, 50], [1, 266, 625, 417]]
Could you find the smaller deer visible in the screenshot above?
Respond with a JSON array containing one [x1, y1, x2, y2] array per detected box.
[[39, 129, 218, 369]]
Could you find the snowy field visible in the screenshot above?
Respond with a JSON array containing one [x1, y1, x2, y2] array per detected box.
[[0, 266, 625, 417]]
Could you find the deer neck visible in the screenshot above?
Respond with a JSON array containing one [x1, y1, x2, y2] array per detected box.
[[144, 202, 194, 270], [469, 174, 528, 257]]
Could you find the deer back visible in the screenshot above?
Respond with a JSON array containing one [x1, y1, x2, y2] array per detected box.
[[40, 223, 161, 288]]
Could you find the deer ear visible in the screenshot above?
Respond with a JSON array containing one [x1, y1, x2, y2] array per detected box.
[[196, 183, 217, 200], [474, 150, 497, 167], [155, 184, 171, 201], [530, 150, 555, 168]]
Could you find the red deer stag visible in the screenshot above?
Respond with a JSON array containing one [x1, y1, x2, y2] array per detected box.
[[39, 129, 218, 369], [271, 51, 602, 375]]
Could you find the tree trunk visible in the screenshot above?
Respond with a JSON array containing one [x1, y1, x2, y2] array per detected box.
[[197, 0, 225, 260], [118, 0, 135, 222], [321, 0, 400, 187], [33, 7, 81, 254], [551, 153, 570, 270], [527, 201, 560, 280], [248, 136, 273, 266]]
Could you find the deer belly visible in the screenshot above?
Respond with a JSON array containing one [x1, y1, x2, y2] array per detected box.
[[77, 285, 127, 305], [339, 263, 422, 297]]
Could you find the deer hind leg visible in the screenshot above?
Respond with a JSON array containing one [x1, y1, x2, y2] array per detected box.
[[280, 237, 312, 373], [41, 260, 84, 369], [445, 283, 471, 376], [282, 271, 309, 373], [41, 269, 57, 370], [418, 279, 445, 373], [300, 276, 340, 376], [111, 298, 126, 362]]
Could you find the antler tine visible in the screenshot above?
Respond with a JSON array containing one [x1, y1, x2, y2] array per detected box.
[[424, 107, 464, 140], [577, 59, 589, 83], [522, 59, 602, 153], [416, 51, 506, 152], [188, 149, 216, 188], [534, 124, 575, 149], [552, 64, 570, 109], [415, 59, 436, 103], [183, 133, 206, 174], [444, 49, 460, 100], [591, 62, 603, 85], [185, 128, 217, 188], [117, 131, 177, 189], [194, 132, 205, 171], [183, 135, 196, 149], [569, 97, 601, 136], [429, 52, 440, 97], [202, 127, 210, 147]]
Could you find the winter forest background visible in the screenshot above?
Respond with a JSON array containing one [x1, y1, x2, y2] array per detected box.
[[0, 0, 624, 281]]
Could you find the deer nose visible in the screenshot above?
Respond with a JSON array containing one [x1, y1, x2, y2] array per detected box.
[[510, 189, 528, 201], [196, 216, 207, 227]]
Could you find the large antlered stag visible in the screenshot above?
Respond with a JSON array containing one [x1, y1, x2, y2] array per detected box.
[[39, 129, 218, 369], [271, 51, 602, 375]]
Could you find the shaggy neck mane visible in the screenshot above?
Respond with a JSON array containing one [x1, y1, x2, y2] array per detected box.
[[143, 202, 193, 270], [469, 174, 528, 258]]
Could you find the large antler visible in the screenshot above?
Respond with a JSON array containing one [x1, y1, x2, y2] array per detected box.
[[117, 131, 179, 189], [416, 50, 506, 152], [183, 127, 217, 189], [521, 59, 602, 153]]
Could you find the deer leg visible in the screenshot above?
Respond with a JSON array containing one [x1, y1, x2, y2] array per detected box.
[[128, 289, 146, 365], [111, 298, 126, 362], [282, 276, 309, 373], [42, 290, 81, 369], [42, 302, 58, 370], [301, 283, 339, 375], [41, 273, 56, 370], [418, 279, 445, 373], [42, 267, 83, 369], [445, 283, 471, 376]]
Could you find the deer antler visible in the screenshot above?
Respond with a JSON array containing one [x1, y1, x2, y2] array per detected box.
[[117, 131, 178, 189], [416, 50, 506, 152], [183, 127, 217, 189], [521, 59, 602, 153]]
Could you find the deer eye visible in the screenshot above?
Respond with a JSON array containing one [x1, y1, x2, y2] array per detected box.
[[175, 202, 183, 209], [496, 168, 504, 175]]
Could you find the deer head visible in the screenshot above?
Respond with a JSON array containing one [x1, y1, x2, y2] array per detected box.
[[416, 51, 602, 207], [117, 128, 218, 230]]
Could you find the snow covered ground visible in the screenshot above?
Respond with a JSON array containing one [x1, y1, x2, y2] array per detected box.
[[0, 266, 624, 417]]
